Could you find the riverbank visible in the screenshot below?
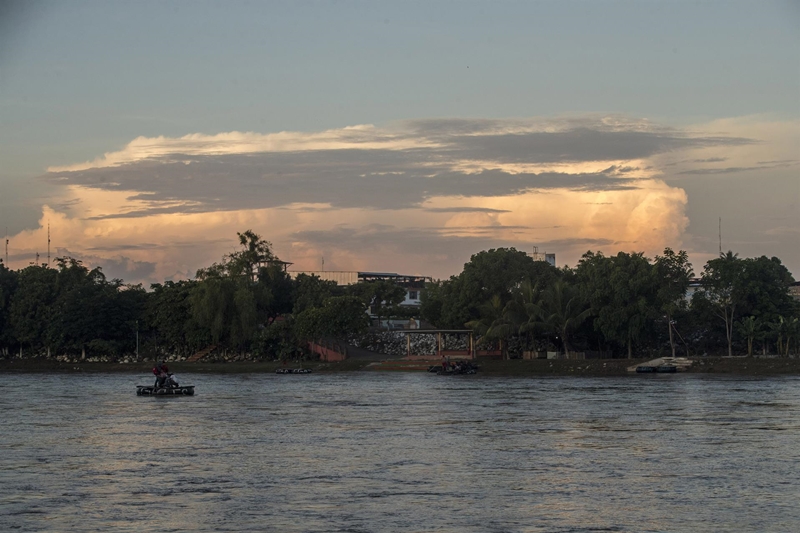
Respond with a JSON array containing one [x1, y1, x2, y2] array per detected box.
[[1, 356, 799, 376]]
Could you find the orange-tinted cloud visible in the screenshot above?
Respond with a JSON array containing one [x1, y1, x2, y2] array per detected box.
[[7, 115, 795, 282]]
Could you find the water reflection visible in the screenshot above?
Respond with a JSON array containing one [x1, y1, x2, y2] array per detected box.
[[1, 373, 799, 532]]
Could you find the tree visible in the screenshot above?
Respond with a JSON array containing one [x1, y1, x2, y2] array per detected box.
[[698, 251, 745, 357], [537, 279, 591, 355], [0, 263, 19, 356], [8, 265, 58, 355], [218, 229, 281, 282], [421, 248, 559, 329], [738, 256, 796, 325], [422, 274, 473, 329], [147, 280, 209, 357], [465, 295, 515, 359], [698, 252, 796, 356], [654, 248, 693, 357], [47, 258, 143, 358], [578, 251, 659, 358], [292, 273, 339, 314], [294, 295, 370, 342], [420, 279, 445, 326], [192, 231, 292, 351], [770, 315, 799, 357], [348, 280, 406, 328], [736, 316, 761, 357], [503, 278, 544, 352]]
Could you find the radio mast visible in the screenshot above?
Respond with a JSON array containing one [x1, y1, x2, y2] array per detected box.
[[718, 217, 722, 256], [4, 226, 7, 266], [47, 222, 51, 266]]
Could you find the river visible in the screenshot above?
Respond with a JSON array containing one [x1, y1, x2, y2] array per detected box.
[[1, 372, 799, 532]]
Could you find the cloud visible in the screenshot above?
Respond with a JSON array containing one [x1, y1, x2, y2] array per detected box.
[[677, 160, 798, 175], [8, 114, 795, 283], [693, 157, 728, 163], [42, 117, 746, 219], [46, 125, 437, 172], [423, 207, 512, 214]]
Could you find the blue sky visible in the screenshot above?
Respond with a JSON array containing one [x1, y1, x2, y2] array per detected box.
[[1, 1, 798, 280]]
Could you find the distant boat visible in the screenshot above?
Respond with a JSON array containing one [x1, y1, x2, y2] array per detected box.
[[636, 365, 677, 373], [275, 368, 312, 374]]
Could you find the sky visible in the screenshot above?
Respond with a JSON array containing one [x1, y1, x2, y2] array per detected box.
[[1, 0, 798, 283]]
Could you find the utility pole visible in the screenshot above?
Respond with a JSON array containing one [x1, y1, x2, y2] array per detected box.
[[719, 217, 722, 256], [321, 256, 324, 272], [47, 222, 50, 266], [4, 226, 7, 266]]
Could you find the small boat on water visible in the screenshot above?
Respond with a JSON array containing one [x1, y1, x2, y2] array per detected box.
[[635, 365, 677, 373], [136, 385, 195, 396], [275, 368, 312, 374]]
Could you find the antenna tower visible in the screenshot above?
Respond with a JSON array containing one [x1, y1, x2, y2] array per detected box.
[[718, 217, 722, 256], [4, 226, 7, 266], [321, 256, 325, 272], [47, 222, 51, 266]]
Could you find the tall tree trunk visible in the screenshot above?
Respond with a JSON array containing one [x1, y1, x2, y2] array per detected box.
[[627, 337, 633, 359], [725, 312, 733, 357], [668, 313, 676, 358]]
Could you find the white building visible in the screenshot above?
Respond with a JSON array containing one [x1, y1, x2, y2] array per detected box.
[[527, 246, 556, 267]]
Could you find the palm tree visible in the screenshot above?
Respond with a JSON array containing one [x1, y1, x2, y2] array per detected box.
[[735, 316, 760, 357], [770, 316, 791, 356], [782, 316, 799, 356], [466, 295, 515, 359], [538, 280, 591, 355], [504, 279, 544, 355]]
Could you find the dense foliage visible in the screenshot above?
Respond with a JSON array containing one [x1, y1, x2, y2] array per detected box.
[[422, 247, 799, 358], [0, 233, 798, 360]]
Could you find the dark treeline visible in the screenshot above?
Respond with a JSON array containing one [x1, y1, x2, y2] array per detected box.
[[0, 231, 406, 361], [422, 248, 800, 358], [0, 231, 798, 360]]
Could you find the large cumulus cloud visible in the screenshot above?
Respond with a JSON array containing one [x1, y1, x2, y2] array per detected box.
[[8, 114, 794, 283]]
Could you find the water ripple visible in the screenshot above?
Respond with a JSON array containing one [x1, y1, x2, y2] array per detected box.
[[1, 373, 800, 532]]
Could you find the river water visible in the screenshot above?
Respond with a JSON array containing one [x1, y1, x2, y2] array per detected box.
[[1, 372, 799, 532]]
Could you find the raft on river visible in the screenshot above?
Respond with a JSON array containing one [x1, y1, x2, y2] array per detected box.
[[630, 357, 693, 374], [136, 385, 195, 396]]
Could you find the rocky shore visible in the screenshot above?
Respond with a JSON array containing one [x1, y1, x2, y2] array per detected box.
[[1, 356, 799, 376]]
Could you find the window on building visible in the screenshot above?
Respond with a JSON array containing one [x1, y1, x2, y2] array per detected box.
[[409, 290, 418, 300]]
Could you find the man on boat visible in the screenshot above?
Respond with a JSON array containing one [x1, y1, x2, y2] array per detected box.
[[152, 361, 170, 389]]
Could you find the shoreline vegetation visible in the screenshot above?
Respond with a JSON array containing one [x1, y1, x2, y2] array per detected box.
[[2, 356, 800, 377], [1, 231, 798, 364]]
